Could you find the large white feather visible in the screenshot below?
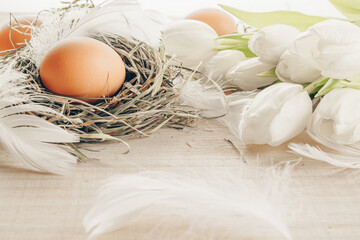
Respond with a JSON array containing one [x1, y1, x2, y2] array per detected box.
[[0, 64, 79, 174], [67, 0, 162, 48], [83, 164, 296, 239]]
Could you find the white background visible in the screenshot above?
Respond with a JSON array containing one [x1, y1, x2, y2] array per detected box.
[[0, 0, 345, 18]]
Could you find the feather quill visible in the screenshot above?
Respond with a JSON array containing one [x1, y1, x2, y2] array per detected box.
[[0, 64, 79, 174], [84, 164, 297, 240]]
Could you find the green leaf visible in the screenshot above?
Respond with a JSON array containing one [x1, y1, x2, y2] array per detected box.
[[330, 0, 360, 20], [214, 37, 256, 57], [217, 33, 254, 40], [315, 79, 347, 97], [257, 68, 277, 77], [304, 77, 329, 95], [219, 4, 327, 31]]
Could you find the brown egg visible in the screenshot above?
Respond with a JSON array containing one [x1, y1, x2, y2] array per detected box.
[[186, 9, 237, 36], [40, 37, 126, 103], [0, 16, 41, 56]]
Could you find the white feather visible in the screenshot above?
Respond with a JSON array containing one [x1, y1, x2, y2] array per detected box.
[[174, 76, 228, 118], [26, 7, 89, 66], [288, 143, 360, 168], [0, 64, 79, 174], [289, 131, 360, 169], [67, 0, 162, 48], [83, 164, 297, 240], [307, 131, 360, 157], [27, 0, 163, 67]]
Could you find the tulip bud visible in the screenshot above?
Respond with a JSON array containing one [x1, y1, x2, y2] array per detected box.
[[248, 24, 300, 65], [226, 57, 277, 90], [289, 19, 360, 80], [221, 83, 312, 146], [308, 88, 360, 145], [163, 20, 218, 70], [205, 50, 246, 82], [276, 50, 322, 83]]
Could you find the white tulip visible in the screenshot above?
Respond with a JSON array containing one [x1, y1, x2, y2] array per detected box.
[[288, 19, 360, 80], [249, 24, 300, 65], [289, 88, 360, 169], [163, 20, 218, 70], [205, 50, 246, 82], [308, 88, 360, 145], [221, 83, 312, 146], [276, 51, 322, 84], [226, 57, 277, 90]]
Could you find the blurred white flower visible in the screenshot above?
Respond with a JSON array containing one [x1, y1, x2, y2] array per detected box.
[[249, 24, 300, 65], [163, 20, 218, 69], [222, 83, 312, 146], [288, 19, 360, 80], [276, 51, 321, 84], [226, 57, 277, 90], [205, 50, 246, 82]]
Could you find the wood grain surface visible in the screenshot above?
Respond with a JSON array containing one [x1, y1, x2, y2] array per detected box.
[[1, 119, 360, 240], [1, 12, 360, 240]]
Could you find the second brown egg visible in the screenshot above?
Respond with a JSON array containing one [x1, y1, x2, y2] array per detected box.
[[186, 8, 238, 36]]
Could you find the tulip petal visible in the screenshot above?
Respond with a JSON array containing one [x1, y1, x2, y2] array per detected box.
[[288, 31, 321, 68], [321, 50, 360, 79], [205, 50, 246, 84], [310, 20, 360, 46], [248, 24, 300, 65], [226, 57, 277, 90], [308, 88, 360, 145], [241, 83, 310, 145], [163, 20, 218, 69], [276, 51, 321, 83], [269, 92, 312, 146], [288, 20, 360, 81], [219, 91, 258, 139]]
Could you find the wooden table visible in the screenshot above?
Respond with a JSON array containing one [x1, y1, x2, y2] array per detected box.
[[1, 119, 360, 240], [1, 12, 360, 240]]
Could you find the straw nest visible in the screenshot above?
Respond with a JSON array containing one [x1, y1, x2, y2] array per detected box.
[[1, 1, 198, 143]]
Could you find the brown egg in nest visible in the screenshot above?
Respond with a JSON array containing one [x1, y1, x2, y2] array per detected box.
[[40, 37, 126, 103], [0, 16, 41, 56], [186, 8, 238, 36]]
